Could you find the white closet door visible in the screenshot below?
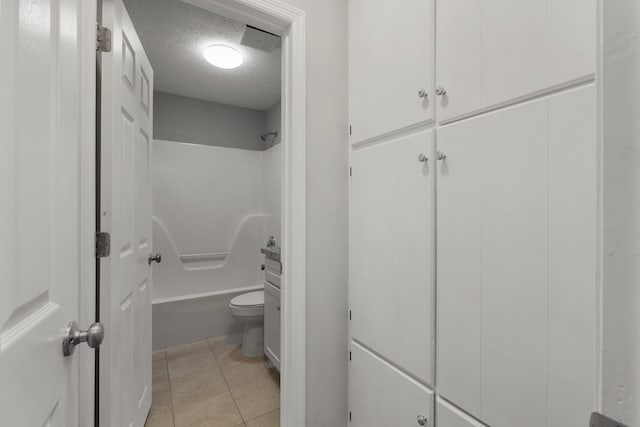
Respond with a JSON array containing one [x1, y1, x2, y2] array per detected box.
[[349, 0, 434, 144], [349, 130, 435, 384], [437, 0, 596, 123], [437, 85, 596, 427], [349, 342, 434, 427]]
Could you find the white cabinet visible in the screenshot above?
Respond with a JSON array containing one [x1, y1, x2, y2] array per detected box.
[[264, 282, 280, 370], [349, 342, 434, 427], [436, 85, 597, 427], [436, 0, 596, 122], [348, 0, 434, 144], [349, 130, 435, 385]]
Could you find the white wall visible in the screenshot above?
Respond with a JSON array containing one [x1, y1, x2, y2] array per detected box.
[[280, 1, 349, 425], [601, 1, 640, 424], [154, 91, 267, 150]]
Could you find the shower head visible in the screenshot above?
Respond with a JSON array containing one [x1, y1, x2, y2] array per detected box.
[[260, 131, 278, 142]]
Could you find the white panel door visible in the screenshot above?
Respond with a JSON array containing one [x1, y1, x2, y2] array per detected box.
[[437, 0, 596, 123], [349, 130, 435, 384], [349, 342, 434, 427], [101, 1, 154, 426], [0, 0, 95, 426], [436, 85, 596, 427], [349, 0, 434, 144]]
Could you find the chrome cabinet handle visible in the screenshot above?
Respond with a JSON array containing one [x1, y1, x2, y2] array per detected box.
[[436, 151, 447, 161], [435, 86, 447, 96], [418, 88, 428, 98], [417, 414, 428, 426], [418, 153, 428, 163], [148, 253, 162, 265], [62, 321, 105, 356]]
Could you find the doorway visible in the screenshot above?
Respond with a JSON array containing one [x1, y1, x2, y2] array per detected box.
[[97, 0, 307, 425]]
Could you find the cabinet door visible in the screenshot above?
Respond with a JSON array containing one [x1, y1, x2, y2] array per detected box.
[[349, 0, 434, 144], [436, 86, 597, 427], [437, 0, 595, 123], [264, 282, 281, 370], [349, 342, 434, 427], [349, 130, 435, 384]]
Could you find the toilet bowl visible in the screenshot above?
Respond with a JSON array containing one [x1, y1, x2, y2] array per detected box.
[[229, 290, 264, 357]]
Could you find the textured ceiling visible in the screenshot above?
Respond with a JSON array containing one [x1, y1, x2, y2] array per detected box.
[[124, 0, 281, 110]]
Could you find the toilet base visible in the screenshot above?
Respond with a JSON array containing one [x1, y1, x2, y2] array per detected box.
[[241, 320, 264, 358]]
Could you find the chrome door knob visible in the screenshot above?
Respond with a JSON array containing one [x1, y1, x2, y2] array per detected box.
[[435, 86, 447, 96], [418, 153, 428, 163], [417, 414, 428, 426], [62, 321, 105, 356], [148, 253, 162, 265], [418, 88, 428, 98], [436, 151, 447, 161]]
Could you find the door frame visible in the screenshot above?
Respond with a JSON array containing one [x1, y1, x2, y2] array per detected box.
[[97, 0, 308, 425], [79, 0, 99, 425]]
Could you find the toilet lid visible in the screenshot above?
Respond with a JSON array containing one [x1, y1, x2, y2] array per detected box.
[[230, 291, 264, 307]]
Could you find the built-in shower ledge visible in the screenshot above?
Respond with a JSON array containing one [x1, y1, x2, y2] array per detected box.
[[152, 284, 263, 305]]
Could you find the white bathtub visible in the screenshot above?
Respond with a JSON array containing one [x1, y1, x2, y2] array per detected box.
[[152, 286, 262, 351], [151, 215, 265, 350]]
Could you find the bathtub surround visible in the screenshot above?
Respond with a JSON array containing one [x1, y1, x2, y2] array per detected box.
[[152, 140, 281, 349], [154, 92, 268, 150]]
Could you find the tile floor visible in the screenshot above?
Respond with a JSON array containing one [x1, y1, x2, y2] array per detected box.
[[146, 338, 280, 427]]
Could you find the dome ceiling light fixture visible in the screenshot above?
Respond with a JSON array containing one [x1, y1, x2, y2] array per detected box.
[[203, 44, 243, 69]]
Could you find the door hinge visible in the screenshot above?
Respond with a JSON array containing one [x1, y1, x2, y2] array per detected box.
[[95, 232, 111, 258], [349, 412, 352, 422], [96, 24, 112, 52], [349, 351, 352, 361], [349, 167, 352, 177], [590, 413, 628, 427], [349, 309, 352, 320], [349, 125, 352, 136]]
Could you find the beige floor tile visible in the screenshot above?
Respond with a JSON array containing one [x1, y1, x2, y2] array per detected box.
[[171, 365, 229, 408], [231, 378, 280, 422], [167, 341, 212, 358], [220, 360, 272, 390], [145, 410, 175, 427], [153, 359, 169, 384], [245, 410, 279, 427], [150, 381, 172, 415], [209, 339, 250, 366], [173, 392, 243, 427], [153, 350, 167, 362], [168, 348, 217, 379]]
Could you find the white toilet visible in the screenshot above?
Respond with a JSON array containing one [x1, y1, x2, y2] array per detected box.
[[229, 290, 265, 357]]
